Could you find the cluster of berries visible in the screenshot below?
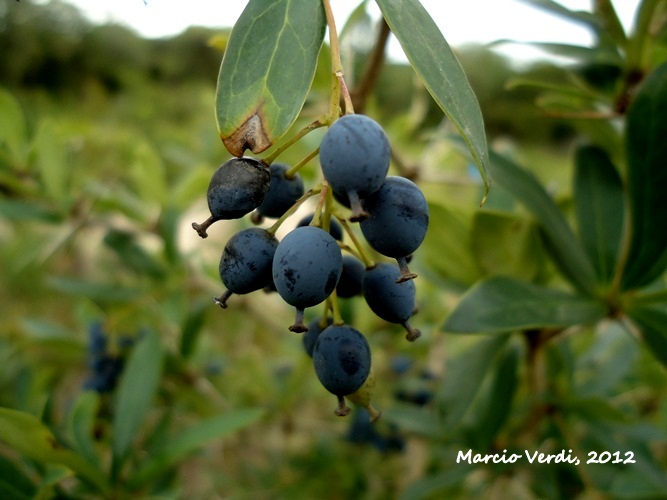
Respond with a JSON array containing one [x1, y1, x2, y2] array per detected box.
[[82, 322, 133, 394], [192, 114, 429, 419]]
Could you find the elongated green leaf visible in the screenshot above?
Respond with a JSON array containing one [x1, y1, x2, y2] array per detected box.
[[437, 335, 509, 426], [0, 455, 36, 499], [518, 0, 601, 31], [179, 299, 209, 359], [626, 0, 664, 70], [381, 403, 441, 437], [443, 276, 607, 333], [0, 407, 109, 494], [128, 408, 264, 489], [32, 120, 70, 206], [47, 277, 143, 302], [464, 340, 521, 450], [216, 0, 325, 156], [595, 0, 628, 48], [501, 42, 623, 66], [103, 229, 165, 280], [112, 330, 164, 468], [128, 140, 168, 206], [67, 391, 100, 465], [622, 62, 667, 289], [573, 145, 625, 285], [0, 200, 61, 223], [490, 151, 598, 295], [421, 202, 481, 286], [576, 321, 639, 397], [471, 210, 543, 281], [375, 0, 490, 198], [399, 465, 474, 500], [0, 89, 28, 164], [627, 306, 667, 368]]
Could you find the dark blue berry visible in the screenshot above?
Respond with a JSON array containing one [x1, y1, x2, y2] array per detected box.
[[346, 408, 383, 445], [272, 226, 342, 332], [312, 324, 371, 397], [336, 255, 365, 298], [83, 322, 125, 393], [192, 157, 270, 238], [319, 114, 390, 221], [84, 356, 124, 393], [296, 213, 344, 241], [360, 176, 428, 282], [254, 162, 304, 220], [362, 263, 421, 341], [389, 355, 413, 375], [303, 316, 333, 357], [216, 227, 279, 308], [87, 322, 107, 360]]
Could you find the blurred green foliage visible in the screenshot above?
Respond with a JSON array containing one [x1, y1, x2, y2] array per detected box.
[[1, 0, 666, 498]]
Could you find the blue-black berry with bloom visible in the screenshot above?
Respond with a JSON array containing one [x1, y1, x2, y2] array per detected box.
[[362, 262, 420, 341], [272, 226, 342, 332], [192, 157, 270, 238], [252, 162, 304, 222]]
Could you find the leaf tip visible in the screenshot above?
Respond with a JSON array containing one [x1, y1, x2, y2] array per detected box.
[[221, 111, 272, 157]]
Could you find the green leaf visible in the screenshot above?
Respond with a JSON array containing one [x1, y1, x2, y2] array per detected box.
[[157, 206, 181, 265], [128, 140, 168, 206], [112, 330, 164, 470], [0, 88, 28, 164], [490, 151, 598, 295], [576, 321, 639, 397], [621, 62, 667, 289], [179, 299, 209, 359], [471, 210, 544, 281], [32, 119, 71, 207], [128, 408, 264, 489], [627, 305, 667, 368], [518, 0, 601, 31], [573, 145, 625, 285], [47, 277, 143, 303], [0, 407, 109, 494], [67, 391, 100, 466], [438, 335, 509, 426], [399, 465, 474, 500], [497, 41, 623, 66], [381, 403, 441, 437], [103, 229, 165, 280], [375, 0, 490, 199], [0, 199, 61, 223], [340, 0, 371, 41], [0, 455, 36, 499], [215, 0, 325, 156], [595, 0, 628, 48], [464, 340, 521, 450], [626, 0, 664, 71], [443, 276, 607, 333], [420, 202, 481, 286]]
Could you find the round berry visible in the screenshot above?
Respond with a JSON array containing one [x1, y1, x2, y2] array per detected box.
[[302, 316, 333, 357], [337, 255, 365, 298], [297, 213, 344, 241], [362, 262, 420, 341], [216, 228, 279, 308], [272, 226, 343, 332], [255, 162, 304, 220], [319, 114, 391, 221], [192, 157, 270, 237], [313, 324, 371, 397], [360, 176, 428, 281]]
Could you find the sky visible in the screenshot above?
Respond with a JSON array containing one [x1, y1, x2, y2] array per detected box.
[[58, 0, 640, 63]]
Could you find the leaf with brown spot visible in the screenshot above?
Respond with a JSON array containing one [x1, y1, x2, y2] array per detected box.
[[216, 0, 326, 157]]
